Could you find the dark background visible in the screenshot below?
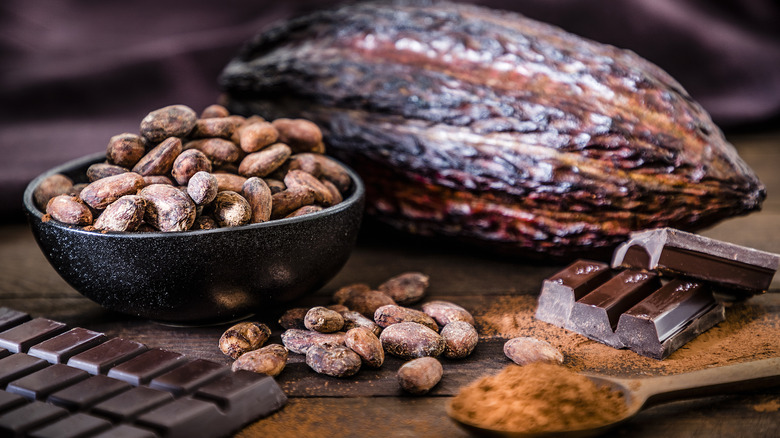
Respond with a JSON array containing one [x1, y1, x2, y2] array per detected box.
[[2, 0, 779, 222]]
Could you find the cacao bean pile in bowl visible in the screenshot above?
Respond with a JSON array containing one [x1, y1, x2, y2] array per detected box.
[[22, 104, 365, 325]]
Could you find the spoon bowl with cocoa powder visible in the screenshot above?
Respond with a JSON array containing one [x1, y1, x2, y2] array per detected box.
[[447, 358, 780, 437]]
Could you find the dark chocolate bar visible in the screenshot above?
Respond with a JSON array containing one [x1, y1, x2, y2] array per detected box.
[[535, 260, 725, 359], [612, 227, 779, 297], [0, 307, 286, 437]]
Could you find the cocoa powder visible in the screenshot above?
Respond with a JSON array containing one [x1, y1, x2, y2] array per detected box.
[[474, 294, 780, 376], [449, 362, 627, 433]]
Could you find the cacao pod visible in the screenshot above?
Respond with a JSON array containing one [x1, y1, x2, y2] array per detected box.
[[219, 0, 765, 258]]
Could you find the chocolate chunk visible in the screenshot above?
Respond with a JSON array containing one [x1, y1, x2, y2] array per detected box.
[[0, 390, 27, 413], [26, 412, 113, 438], [67, 338, 148, 375], [6, 364, 89, 401], [612, 227, 780, 297], [0, 400, 68, 436], [91, 386, 173, 422], [0, 308, 31, 332], [0, 354, 49, 387], [535, 260, 612, 327], [28, 328, 106, 364], [148, 359, 228, 397], [194, 370, 288, 423], [617, 279, 725, 359], [0, 318, 68, 353], [47, 375, 132, 411], [107, 349, 188, 386], [567, 270, 661, 348]]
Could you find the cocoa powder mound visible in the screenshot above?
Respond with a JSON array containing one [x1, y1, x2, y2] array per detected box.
[[474, 294, 779, 376], [449, 363, 627, 433]]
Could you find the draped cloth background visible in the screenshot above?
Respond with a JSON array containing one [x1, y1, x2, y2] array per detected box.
[[2, 0, 778, 221]]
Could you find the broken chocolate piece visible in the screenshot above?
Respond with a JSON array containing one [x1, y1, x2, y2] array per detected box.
[[612, 227, 779, 297], [617, 279, 725, 359], [567, 270, 661, 348], [535, 260, 612, 327]]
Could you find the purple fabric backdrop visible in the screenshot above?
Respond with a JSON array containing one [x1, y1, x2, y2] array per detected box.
[[2, 0, 779, 221]]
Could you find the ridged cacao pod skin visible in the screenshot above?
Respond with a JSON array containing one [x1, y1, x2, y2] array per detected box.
[[219, 0, 765, 258]]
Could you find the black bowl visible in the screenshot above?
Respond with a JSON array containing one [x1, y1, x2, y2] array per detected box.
[[23, 152, 365, 325]]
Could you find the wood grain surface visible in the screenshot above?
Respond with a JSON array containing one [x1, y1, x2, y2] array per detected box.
[[0, 132, 778, 437]]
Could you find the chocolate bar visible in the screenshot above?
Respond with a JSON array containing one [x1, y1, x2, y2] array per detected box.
[[535, 260, 725, 359], [0, 308, 286, 437], [612, 227, 780, 297]]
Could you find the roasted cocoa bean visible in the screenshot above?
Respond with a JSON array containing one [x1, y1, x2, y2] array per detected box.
[[264, 178, 285, 194], [140, 104, 197, 142], [190, 118, 236, 139], [213, 172, 247, 192], [86, 163, 128, 182], [186, 138, 241, 165], [270, 186, 316, 219], [143, 175, 174, 186], [238, 143, 292, 178], [79, 172, 145, 210], [320, 179, 343, 204], [307, 153, 351, 193], [93, 195, 146, 232], [242, 177, 273, 223], [46, 195, 93, 226], [340, 310, 382, 337], [200, 104, 230, 119], [343, 290, 396, 317], [344, 327, 384, 368], [332, 283, 372, 305], [305, 344, 361, 378], [107, 133, 147, 168], [380, 322, 445, 359], [421, 300, 475, 326], [171, 149, 212, 185], [191, 215, 219, 230], [440, 321, 478, 359], [281, 329, 346, 354], [378, 272, 429, 305], [240, 121, 279, 153], [34, 174, 73, 211], [304, 306, 345, 333], [278, 307, 309, 330], [187, 171, 219, 205], [503, 337, 564, 366], [272, 118, 325, 153], [374, 304, 438, 332], [232, 344, 288, 376], [132, 137, 183, 176], [284, 170, 334, 206], [208, 191, 251, 227], [219, 321, 272, 359], [397, 357, 443, 395], [326, 304, 350, 313], [139, 183, 197, 232], [285, 205, 323, 218]]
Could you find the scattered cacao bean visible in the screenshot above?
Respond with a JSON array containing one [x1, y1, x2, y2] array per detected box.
[[440, 321, 479, 359], [305, 344, 361, 378], [380, 322, 445, 359], [343, 290, 396, 317], [374, 304, 438, 332], [332, 283, 372, 305], [503, 337, 564, 366], [46, 195, 93, 226], [278, 307, 309, 330], [397, 357, 443, 395], [281, 329, 346, 354], [219, 321, 272, 360], [132, 137, 183, 176], [232, 344, 288, 376], [340, 310, 382, 337], [344, 327, 384, 368], [171, 149, 212, 185], [378, 272, 429, 305], [421, 300, 475, 326], [187, 171, 219, 205], [93, 195, 146, 232], [140, 104, 197, 142], [304, 306, 345, 333]]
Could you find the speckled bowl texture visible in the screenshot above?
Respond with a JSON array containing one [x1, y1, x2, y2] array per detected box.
[[24, 152, 365, 325]]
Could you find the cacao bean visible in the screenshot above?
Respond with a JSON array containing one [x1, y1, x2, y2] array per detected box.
[[278, 307, 309, 330], [200, 104, 230, 119], [378, 272, 429, 305], [270, 186, 316, 219], [304, 306, 345, 333], [208, 191, 251, 228], [213, 172, 247, 192], [93, 195, 146, 232], [332, 283, 371, 305], [238, 143, 291, 178], [232, 344, 288, 376], [281, 329, 346, 354], [421, 300, 475, 326], [242, 177, 273, 223], [284, 170, 334, 206], [140, 104, 197, 142], [240, 121, 279, 153], [305, 344, 361, 378], [132, 137, 183, 176], [397, 357, 443, 395], [190, 118, 236, 139], [374, 304, 438, 332], [143, 175, 174, 186], [34, 174, 73, 211], [139, 183, 197, 231], [440, 321, 478, 359], [380, 322, 445, 359], [219, 321, 272, 359], [187, 171, 219, 205], [272, 118, 325, 153], [264, 178, 286, 194], [107, 133, 147, 168], [343, 290, 396, 317], [86, 163, 128, 182], [285, 205, 323, 218], [46, 195, 92, 226], [344, 327, 384, 368], [340, 310, 382, 337], [79, 172, 145, 210], [171, 149, 212, 185], [186, 138, 241, 165], [191, 215, 219, 230], [503, 337, 564, 366]]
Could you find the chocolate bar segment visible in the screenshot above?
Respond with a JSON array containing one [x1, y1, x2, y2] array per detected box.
[[535, 260, 612, 327], [617, 279, 725, 359], [567, 270, 661, 348], [0, 318, 67, 354], [28, 328, 106, 364], [612, 227, 779, 296]]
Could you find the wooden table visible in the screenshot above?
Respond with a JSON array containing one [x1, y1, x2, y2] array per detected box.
[[1, 131, 779, 437]]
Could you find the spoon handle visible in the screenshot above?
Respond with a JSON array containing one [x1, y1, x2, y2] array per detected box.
[[634, 357, 780, 408]]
